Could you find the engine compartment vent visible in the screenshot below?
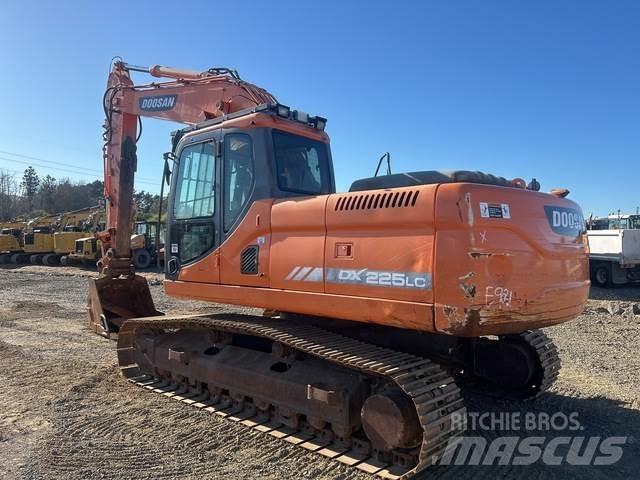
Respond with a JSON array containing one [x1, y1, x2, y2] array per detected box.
[[334, 190, 420, 211], [240, 245, 259, 274]]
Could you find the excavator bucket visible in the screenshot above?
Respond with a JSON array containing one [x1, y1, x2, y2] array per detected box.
[[88, 275, 161, 338]]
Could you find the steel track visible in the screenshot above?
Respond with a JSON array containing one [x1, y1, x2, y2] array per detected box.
[[457, 329, 561, 400], [520, 329, 562, 395], [117, 313, 467, 478]]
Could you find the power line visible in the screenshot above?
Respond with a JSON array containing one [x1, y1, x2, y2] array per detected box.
[[0, 149, 104, 175], [0, 155, 103, 178], [0, 149, 159, 183], [0, 155, 160, 187]]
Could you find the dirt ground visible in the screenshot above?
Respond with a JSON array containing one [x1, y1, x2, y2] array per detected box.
[[0, 265, 638, 479]]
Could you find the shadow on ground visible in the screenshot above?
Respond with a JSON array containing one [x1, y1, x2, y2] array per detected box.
[[589, 285, 640, 301], [417, 391, 638, 479]]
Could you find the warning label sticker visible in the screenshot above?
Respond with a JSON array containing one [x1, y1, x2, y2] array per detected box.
[[480, 202, 511, 219]]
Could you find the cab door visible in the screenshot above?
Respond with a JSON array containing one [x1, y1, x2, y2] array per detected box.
[[167, 137, 221, 284], [219, 131, 271, 287]]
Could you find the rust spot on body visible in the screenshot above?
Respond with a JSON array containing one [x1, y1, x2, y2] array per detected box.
[[460, 284, 476, 299], [443, 305, 464, 326], [458, 272, 477, 299]]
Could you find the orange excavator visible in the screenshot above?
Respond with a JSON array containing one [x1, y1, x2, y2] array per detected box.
[[88, 60, 589, 478]]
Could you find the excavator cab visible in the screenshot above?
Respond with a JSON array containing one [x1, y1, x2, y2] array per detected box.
[[165, 109, 333, 281]]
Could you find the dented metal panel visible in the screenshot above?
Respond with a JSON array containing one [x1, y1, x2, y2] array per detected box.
[[434, 183, 589, 336]]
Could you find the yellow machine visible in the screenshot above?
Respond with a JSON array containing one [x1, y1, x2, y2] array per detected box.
[[64, 220, 161, 269], [53, 207, 104, 266], [128, 221, 164, 269], [0, 220, 28, 264], [20, 208, 102, 266], [22, 214, 59, 264], [59, 209, 106, 266], [64, 235, 101, 266]]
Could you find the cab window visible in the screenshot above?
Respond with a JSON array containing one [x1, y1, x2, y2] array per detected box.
[[224, 134, 254, 232], [274, 130, 331, 195], [173, 142, 216, 219], [172, 142, 216, 264]]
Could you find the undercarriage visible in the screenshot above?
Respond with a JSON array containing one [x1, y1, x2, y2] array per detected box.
[[0, 252, 63, 265], [117, 312, 560, 478], [29, 253, 62, 265], [310, 317, 561, 400], [0, 253, 30, 264]]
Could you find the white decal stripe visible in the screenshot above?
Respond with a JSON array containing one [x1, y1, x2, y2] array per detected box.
[[304, 267, 324, 282], [293, 267, 312, 281], [285, 266, 301, 281]]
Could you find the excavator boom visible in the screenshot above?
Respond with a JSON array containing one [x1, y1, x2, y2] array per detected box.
[[90, 60, 284, 333], [101, 61, 276, 276]]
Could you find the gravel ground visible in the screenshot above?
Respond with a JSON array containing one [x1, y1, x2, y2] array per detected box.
[[0, 265, 638, 479]]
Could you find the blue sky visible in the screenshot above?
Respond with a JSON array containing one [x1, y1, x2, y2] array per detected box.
[[0, 1, 638, 216]]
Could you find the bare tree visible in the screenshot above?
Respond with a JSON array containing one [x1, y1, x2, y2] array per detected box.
[[0, 166, 164, 222], [0, 170, 20, 221]]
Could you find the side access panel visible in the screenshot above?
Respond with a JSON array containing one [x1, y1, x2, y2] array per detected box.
[[324, 185, 437, 330], [270, 196, 327, 293], [0, 235, 20, 252], [587, 230, 623, 261]]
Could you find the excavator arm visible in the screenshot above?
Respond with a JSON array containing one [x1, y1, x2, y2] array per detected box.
[[57, 206, 102, 231], [90, 60, 278, 337], [100, 60, 277, 276]]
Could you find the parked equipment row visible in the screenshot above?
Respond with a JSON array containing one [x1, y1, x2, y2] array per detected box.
[[0, 209, 163, 269]]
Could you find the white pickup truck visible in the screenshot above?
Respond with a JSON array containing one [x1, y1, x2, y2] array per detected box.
[[587, 214, 640, 287]]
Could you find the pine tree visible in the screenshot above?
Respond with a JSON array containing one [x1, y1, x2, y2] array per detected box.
[[21, 166, 40, 212]]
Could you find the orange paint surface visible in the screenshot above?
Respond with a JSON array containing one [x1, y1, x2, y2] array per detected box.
[[168, 182, 589, 337]]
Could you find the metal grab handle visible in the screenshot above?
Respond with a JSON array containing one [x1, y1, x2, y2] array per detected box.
[[168, 257, 178, 275]]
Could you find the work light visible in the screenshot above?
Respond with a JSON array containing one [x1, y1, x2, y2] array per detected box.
[[276, 104, 290, 118], [314, 116, 327, 131]]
